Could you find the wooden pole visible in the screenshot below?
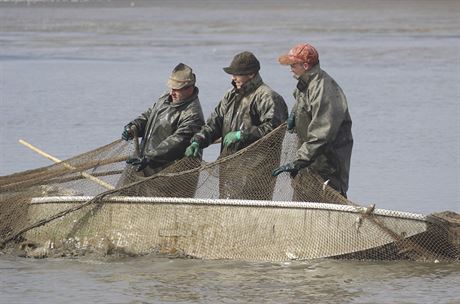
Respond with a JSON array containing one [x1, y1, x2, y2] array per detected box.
[[133, 130, 140, 157], [19, 139, 115, 190]]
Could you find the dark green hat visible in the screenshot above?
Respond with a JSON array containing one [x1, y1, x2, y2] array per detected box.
[[223, 51, 260, 75]]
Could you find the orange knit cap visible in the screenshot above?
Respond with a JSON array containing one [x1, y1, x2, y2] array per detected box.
[[278, 43, 319, 66]]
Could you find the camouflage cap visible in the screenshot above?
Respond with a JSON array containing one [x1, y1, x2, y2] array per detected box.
[[223, 51, 260, 75], [167, 63, 196, 90], [278, 43, 319, 66]]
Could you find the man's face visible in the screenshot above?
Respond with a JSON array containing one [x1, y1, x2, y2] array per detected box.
[[290, 62, 308, 78], [232, 74, 253, 89], [170, 86, 193, 102]]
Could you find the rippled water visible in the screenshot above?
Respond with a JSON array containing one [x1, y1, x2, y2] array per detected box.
[[1, 254, 459, 304], [1, 0, 459, 303]]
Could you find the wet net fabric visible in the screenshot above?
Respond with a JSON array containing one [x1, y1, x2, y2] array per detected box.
[[0, 125, 458, 262]]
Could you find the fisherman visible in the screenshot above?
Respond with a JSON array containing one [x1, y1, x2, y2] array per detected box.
[[185, 51, 288, 199], [121, 63, 205, 177], [272, 43, 353, 197]]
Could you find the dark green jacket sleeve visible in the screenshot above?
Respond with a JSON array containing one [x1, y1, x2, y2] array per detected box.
[[242, 90, 287, 144], [144, 111, 204, 163], [296, 78, 348, 162], [193, 97, 227, 148], [131, 104, 155, 136]]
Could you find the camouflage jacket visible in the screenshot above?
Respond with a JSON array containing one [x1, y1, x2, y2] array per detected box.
[[291, 64, 353, 194], [193, 74, 288, 154], [130, 88, 204, 174]]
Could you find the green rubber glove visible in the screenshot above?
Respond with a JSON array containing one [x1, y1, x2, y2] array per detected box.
[[223, 131, 241, 147], [185, 141, 200, 157], [272, 160, 310, 178], [126, 156, 149, 172], [122, 123, 135, 141]]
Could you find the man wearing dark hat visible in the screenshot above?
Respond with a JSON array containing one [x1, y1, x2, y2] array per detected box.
[[121, 63, 204, 177], [272, 43, 353, 197], [185, 51, 288, 199]]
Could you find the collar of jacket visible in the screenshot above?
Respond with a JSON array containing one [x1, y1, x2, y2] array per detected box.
[[167, 87, 199, 108], [231, 73, 263, 96], [296, 63, 321, 91]]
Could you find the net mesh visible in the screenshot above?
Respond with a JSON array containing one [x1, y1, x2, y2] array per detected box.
[[1, 125, 458, 262]]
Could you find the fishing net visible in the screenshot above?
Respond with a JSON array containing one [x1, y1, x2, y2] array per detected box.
[[0, 124, 458, 262]]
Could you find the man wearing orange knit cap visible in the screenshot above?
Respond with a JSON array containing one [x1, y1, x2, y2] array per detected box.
[[272, 43, 353, 197]]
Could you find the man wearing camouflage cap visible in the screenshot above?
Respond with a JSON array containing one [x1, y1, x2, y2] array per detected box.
[[272, 43, 353, 197], [121, 63, 204, 177], [185, 51, 288, 199]]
